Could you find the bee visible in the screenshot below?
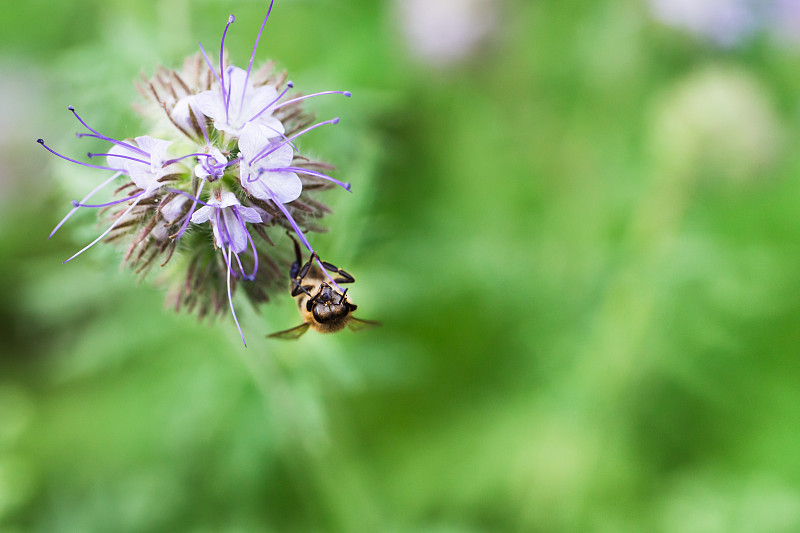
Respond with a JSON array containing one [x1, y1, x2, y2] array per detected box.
[[268, 235, 379, 339]]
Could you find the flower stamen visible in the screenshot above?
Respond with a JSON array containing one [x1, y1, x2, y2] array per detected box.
[[222, 245, 247, 347], [169, 180, 207, 240], [235, 209, 259, 281], [271, 90, 351, 111], [37, 139, 125, 173], [251, 117, 339, 165], [242, 0, 275, 108], [49, 171, 124, 239], [68, 106, 148, 157], [246, 81, 293, 124], [261, 166, 351, 191], [62, 195, 145, 264], [88, 152, 151, 166], [71, 189, 147, 208], [263, 186, 343, 291], [198, 43, 223, 91], [221, 15, 236, 124]]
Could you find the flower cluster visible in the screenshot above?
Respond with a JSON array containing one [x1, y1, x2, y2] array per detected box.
[[39, 1, 351, 346]]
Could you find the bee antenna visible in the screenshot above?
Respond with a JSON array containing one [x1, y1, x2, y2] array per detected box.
[[338, 288, 348, 305]]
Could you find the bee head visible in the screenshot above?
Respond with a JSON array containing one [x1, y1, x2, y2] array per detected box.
[[309, 283, 357, 323]]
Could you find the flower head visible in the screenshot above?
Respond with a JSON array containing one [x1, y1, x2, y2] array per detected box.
[[39, 0, 354, 346]]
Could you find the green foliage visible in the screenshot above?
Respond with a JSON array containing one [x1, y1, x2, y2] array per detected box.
[[2, 0, 800, 531]]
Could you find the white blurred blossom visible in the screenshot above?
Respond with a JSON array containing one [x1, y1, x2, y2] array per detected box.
[[648, 0, 800, 48], [648, 66, 783, 183], [394, 0, 498, 66]]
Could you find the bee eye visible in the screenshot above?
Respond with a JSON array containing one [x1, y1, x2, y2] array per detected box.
[[313, 305, 334, 323]]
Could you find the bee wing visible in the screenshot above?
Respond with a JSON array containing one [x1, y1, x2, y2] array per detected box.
[[267, 322, 311, 340], [347, 317, 382, 332]]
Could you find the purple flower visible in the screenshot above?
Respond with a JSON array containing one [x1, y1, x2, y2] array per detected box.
[[194, 146, 228, 182], [39, 0, 356, 346], [238, 122, 301, 203], [191, 190, 262, 255], [106, 135, 178, 194], [193, 65, 285, 139]]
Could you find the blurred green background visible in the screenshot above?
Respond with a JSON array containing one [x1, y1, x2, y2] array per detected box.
[[3, 0, 800, 531]]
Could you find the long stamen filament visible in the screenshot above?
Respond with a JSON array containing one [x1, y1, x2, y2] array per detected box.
[[72, 189, 146, 208], [50, 172, 123, 239], [222, 245, 247, 347], [246, 81, 293, 124], [198, 42, 223, 88], [170, 180, 206, 240], [234, 209, 259, 280], [62, 195, 145, 264], [262, 166, 351, 192], [69, 107, 148, 156], [74, 133, 150, 158], [219, 15, 235, 125], [221, 210, 248, 279], [88, 152, 150, 166], [163, 152, 216, 165], [37, 139, 125, 173], [165, 186, 212, 207], [242, 0, 275, 107], [215, 157, 240, 170], [265, 187, 342, 291], [251, 117, 339, 165], [271, 90, 351, 111]]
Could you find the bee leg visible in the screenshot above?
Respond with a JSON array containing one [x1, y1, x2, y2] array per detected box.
[[292, 283, 314, 298], [286, 231, 320, 295], [288, 232, 304, 280], [306, 285, 325, 311], [320, 261, 355, 284], [291, 251, 319, 296]]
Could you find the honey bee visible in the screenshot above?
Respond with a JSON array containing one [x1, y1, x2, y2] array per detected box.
[[267, 235, 379, 339]]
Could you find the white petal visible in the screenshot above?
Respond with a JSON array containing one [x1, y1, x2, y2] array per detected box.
[[237, 206, 262, 224], [134, 136, 172, 168], [223, 67, 248, 119], [217, 191, 241, 209], [128, 165, 159, 190], [194, 89, 225, 124], [211, 220, 224, 249], [239, 84, 280, 124], [208, 147, 226, 166], [238, 122, 274, 161], [262, 171, 302, 204], [194, 164, 211, 180], [171, 95, 200, 132], [241, 175, 269, 200], [107, 143, 133, 173], [190, 205, 214, 224], [253, 114, 285, 137], [161, 196, 188, 223], [256, 142, 294, 169], [223, 209, 249, 253]]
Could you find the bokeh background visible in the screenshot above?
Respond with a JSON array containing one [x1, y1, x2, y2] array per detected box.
[[2, 0, 800, 531]]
